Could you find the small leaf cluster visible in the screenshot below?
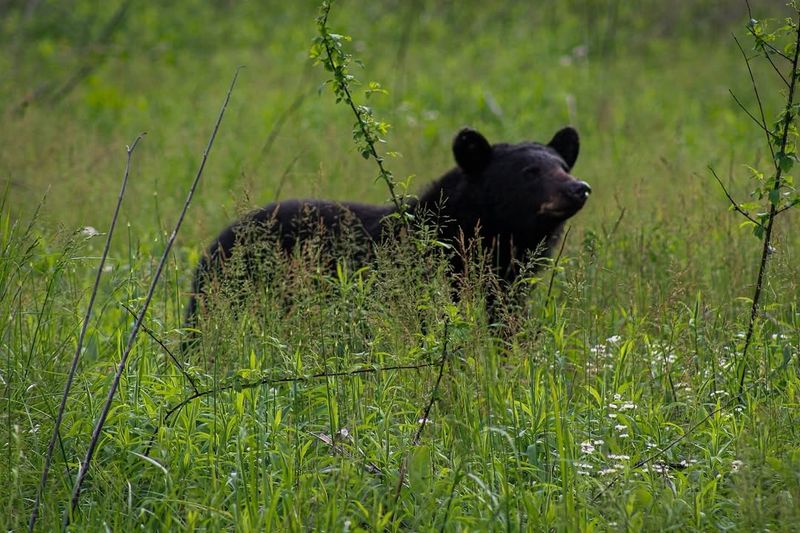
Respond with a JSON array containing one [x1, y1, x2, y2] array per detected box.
[[734, 9, 800, 238]]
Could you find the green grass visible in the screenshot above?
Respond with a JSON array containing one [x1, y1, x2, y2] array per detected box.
[[2, 0, 800, 530]]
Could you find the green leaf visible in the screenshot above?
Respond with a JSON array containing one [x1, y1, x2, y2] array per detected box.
[[777, 152, 794, 173]]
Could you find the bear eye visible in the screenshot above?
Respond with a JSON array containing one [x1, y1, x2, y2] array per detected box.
[[522, 164, 541, 176]]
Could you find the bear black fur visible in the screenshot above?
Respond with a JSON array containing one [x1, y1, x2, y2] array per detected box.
[[184, 127, 590, 336]]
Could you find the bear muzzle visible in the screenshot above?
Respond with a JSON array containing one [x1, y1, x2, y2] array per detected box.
[[538, 179, 592, 218], [567, 180, 592, 203]]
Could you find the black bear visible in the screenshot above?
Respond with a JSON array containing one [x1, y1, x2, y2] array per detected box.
[[184, 127, 590, 336]]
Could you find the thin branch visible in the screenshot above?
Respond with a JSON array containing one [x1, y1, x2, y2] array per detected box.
[[413, 320, 450, 445], [762, 49, 790, 88], [594, 343, 799, 503], [394, 321, 451, 503], [593, 393, 736, 501], [119, 303, 200, 395], [63, 67, 241, 528], [776, 197, 800, 215], [738, 14, 800, 399], [147, 358, 444, 448], [734, 33, 777, 166], [728, 89, 774, 137], [28, 133, 144, 533], [708, 166, 760, 226]]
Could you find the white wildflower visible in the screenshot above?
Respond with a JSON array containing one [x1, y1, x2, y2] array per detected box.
[[82, 226, 101, 237]]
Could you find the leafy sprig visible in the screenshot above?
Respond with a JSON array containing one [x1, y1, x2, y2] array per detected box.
[[713, 1, 800, 398], [310, 1, 406, 215]]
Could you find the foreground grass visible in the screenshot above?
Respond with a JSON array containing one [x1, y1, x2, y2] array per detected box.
[[2, 1, 799, 530]]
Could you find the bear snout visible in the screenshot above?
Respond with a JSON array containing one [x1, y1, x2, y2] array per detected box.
[[566, 180, 592, 203]]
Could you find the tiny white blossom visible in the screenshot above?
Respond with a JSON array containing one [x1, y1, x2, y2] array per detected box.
[[580, 440, 596, 454], [590, 344, 608, 356]]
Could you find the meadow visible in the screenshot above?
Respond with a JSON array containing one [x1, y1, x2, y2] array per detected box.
[[2, 0, 799, 530]]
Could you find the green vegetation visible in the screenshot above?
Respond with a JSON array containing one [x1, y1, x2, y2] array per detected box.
[[2, 0, 799, 530]]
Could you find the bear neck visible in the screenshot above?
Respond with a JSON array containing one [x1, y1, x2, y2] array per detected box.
[[414, 167, 482, 242]]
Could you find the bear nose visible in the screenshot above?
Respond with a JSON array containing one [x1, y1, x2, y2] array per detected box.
[[567, 180, 592, 202]]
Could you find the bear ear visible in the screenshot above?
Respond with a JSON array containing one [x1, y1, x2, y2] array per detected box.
[[548, 126, 580, 169], [453, 128, 492, 174]]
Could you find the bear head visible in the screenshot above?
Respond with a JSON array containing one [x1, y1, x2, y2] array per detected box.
[[452, 126, 591, 237]]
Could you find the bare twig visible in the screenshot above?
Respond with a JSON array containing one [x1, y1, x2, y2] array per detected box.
[[776, 197, 800, 215], [708, 166, 760, 226], [28, 133, 144, 533], [63, 68, 241, 527], [394, 321, 451, 502], [141, 358, 445, 457], [593, 394, 735, 501], [733, 34, 777, 166], [413, 321, 450, 446], [119, 303, 200, 395], [728, 89, 774, 137]]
